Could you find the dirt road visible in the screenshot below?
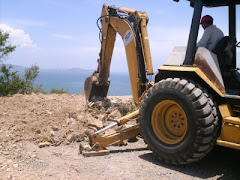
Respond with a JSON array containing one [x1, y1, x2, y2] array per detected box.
[[0, 94, 239, 180]]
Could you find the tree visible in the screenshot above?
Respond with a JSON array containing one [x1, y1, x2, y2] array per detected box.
[[0, 29, 39, 96], [0, 30, 16, 60]]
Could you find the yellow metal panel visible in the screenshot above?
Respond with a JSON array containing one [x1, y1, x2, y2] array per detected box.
[[110, 17, 140, 106], [220, 122, 240, 144], [224, 116, 240, 125], [139, 17, 153, 75], [217, 139, 240, 150], [118, 7, 136, 14], [117, 110, 139, 125], [91, 125, 140, 148], [158, 66, 224, 97], [99, 5, 117, 84], [219, 104, 234, 118], [218, 116, 240, 145]]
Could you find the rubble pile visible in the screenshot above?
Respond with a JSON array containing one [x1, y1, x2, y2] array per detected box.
[[0, 94, 135, 148]]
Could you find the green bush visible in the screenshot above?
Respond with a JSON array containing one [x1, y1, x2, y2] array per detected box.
[[33, 84, 47, 94], [0, 31, 16, 60], [0, 30, 40, 96], [50, 88, 69, 94], [0, 64, 40, 96]]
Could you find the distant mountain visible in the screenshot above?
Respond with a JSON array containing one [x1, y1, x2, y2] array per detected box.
[[0, 64, 93, 73], [0, 64, 26, 72], [40, 68, 94, 73]]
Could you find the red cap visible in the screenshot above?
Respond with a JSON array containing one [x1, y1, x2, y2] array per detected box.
[[200, 15, 213, 24]]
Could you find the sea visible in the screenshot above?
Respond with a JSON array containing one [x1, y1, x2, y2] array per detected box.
[[34, 71, 132, 96]]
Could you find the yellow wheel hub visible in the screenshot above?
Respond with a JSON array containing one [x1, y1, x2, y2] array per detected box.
[[151, 100, 188, 144]]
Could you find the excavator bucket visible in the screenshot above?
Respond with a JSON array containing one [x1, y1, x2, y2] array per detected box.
[[84, 72, 110, 103]]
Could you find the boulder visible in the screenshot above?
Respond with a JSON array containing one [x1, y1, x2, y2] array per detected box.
[[108, 109, 122, 120], [66, 133, 76, 143], [87, 117, 103, 130]]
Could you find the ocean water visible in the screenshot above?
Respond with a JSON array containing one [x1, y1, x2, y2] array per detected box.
[[34, 71, 132, 95]]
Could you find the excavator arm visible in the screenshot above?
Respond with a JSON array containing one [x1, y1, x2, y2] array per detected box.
[[81, 4, 154, 156], [84, 4, 153, 107]]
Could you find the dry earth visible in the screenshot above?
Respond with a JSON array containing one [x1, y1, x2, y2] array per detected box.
[[0, 93, 239, 180]]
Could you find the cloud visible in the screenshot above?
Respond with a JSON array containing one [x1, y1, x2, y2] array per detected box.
[[51, 33, 74, 40], [0, 24, 37, 48]]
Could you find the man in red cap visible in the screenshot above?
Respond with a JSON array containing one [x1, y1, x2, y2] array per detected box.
[[197, 15, 224, 51]]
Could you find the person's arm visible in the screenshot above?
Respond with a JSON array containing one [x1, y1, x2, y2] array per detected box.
[[196, 28, 212, 48]]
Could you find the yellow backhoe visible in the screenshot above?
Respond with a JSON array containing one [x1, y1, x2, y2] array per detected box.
[[81, 0, 240, 164]]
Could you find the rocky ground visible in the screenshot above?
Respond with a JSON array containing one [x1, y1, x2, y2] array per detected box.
[[0, 93, 239, 180]]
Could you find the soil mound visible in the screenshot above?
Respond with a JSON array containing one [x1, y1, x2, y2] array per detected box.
[[0, 93, 134, 147]]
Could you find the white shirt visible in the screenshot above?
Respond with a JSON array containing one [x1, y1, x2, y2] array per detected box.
[[197, 25, 224, 51]]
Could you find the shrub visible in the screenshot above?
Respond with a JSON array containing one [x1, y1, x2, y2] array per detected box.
[[0, 30, 40, 96], [0, 64, 40, 95], [33, 84, 47, 94], [21, 65, 39, 94], [50, 88, 69, 94]]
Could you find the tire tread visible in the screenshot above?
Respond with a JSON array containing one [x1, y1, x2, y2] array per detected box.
[[139, 78, 219, 165]]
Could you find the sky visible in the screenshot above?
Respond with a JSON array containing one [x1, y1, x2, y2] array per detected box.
[[0, 0, 239, 72]]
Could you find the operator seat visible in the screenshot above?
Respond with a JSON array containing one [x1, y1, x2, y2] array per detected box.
[[212, 36, 235, 72], [213, 36, 240, 94]]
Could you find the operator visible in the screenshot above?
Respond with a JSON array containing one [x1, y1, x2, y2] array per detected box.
[[196, 15, 224, 51]]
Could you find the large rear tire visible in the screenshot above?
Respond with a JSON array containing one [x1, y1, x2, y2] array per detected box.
[[139, 78, 219, 164]]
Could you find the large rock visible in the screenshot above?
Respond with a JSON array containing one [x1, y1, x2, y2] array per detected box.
[[66, 133, 76, 143], [87, 117, 103, 130], [75, 115, 84, 121], [108, 109, 122, 120], [102, 98, 111, 108]]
